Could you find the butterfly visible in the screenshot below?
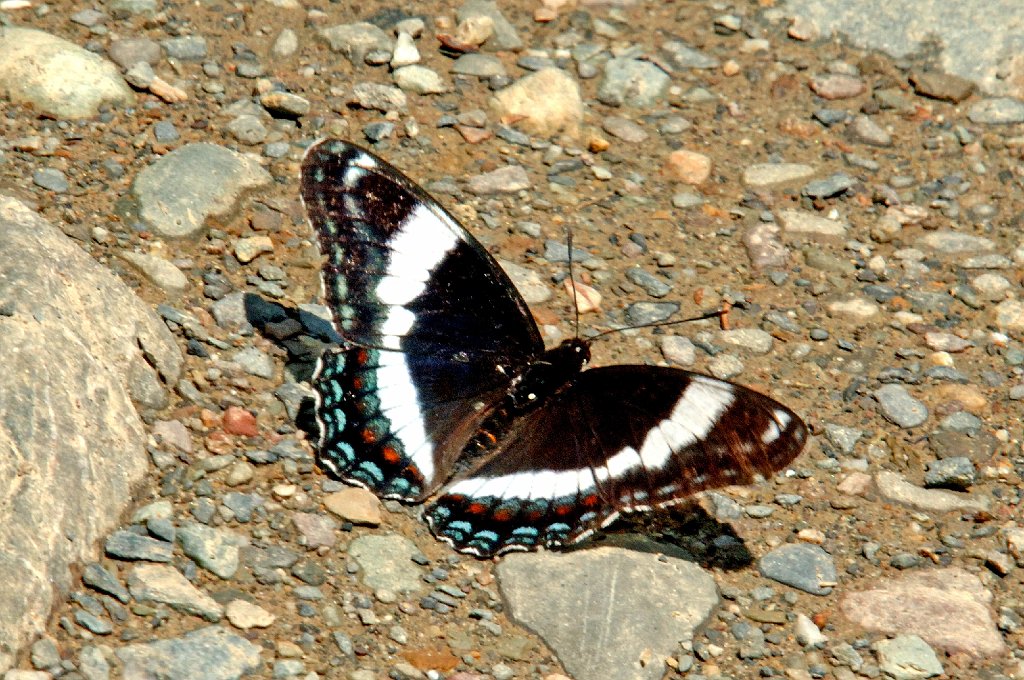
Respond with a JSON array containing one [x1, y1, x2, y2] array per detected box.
[[300, 139, 808, 557]]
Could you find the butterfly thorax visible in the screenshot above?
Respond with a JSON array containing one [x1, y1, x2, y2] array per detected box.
[[508, 338, 591, 410]]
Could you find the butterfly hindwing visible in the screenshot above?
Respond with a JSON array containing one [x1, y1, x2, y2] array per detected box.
[[301, 140, 544, 499], [424, 366, 807, 556]]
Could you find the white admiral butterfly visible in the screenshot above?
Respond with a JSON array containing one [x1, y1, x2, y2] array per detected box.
[[301, 139, 807, 557]]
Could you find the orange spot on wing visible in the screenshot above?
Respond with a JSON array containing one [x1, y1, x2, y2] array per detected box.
[[352, 377, 364, 390], [382, 446, 401, 464], [467, 502, 487, 515], [582, 494, 600, 508], [361, 428, 376, 444], [492, 509, 513, 522]]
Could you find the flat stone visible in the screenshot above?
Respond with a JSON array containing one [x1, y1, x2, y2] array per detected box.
[[598, 58, 670, 108], [105, 530, 174, 562], [777, 209, 848, 238], [466, 165, 530, 194], [875, 471, 989, 512], [451, 53, 506, 78], [847, 115, 892, 146], [127, 563, 223, 621], [132, 143, 272, 239], [497, 547, 717, 680], [225, 599, 276, 629], [841, 568, 1004, 658], [875, 635, 943, 679], [827, 297, 880, 319], [291, 512, 339, 550], [717, 328, 774, 354], [809, 73, 865, 99], [873, 385, 928, 428], [0, 28, 134, 119], [758, 544, 837, 595], [116, 626, 261, 680], [742, 221, 790, 269], [498, 259, 552, 305], [318, 22, 392, 64], [968, 97, 1024, 124], [120, 251, 188, 296], [392, 66, 450, 95], [176, 522, 246, 579], [662, 149, 711, 184], [489, 68, 582, 137], [917, 230, 995, 253], [742, 163, 816, 187], [456, 0, 522, 51], [909, 71, 975, 102], [348, 535, 425, 594], [323, 487, 383, 526]]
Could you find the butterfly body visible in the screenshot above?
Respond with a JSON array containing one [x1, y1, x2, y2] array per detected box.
[[301, 139, 808, 557]]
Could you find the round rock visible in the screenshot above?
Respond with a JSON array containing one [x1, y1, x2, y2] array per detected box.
[[758, 543, 837, 596]]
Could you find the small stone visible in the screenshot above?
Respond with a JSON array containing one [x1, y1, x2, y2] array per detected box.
[[662, 149, 711, 184], [598, 58, 670, 108], [390, 31, 420, 67], [624, 267, 671, 298], [923, 457, 975, 490], [467, 165, 530, 194], [292, 512, 339, 549], [489, 68, 582, 137], [127, 563, 223, 621], [875, 635, 944, 679], [232, 347, 274, 379], [875, 471, 989, 512], [348, 534, 425, 593], [30, 637, 61, 669], [742, 163, 815, 187], [224, 461, 255, 487], [660, 335, 696, 366], [809, 73, 866, 99], [161, 36, 207, 60], [259, 91, 310, 118], [968, 97, 1024, 124], [82, 562, 131, 603], [873, 385, 928, 428], [802, 172, 856, 198], [393, 66, 449, 95], [794, 613, 827, 647], [234, 235, 274, 263], [319, 22, 392, 65], [758, 544, 837, 596], [105, 530, 174, 562], [847, 115, 892, 146], [176, 522, 245, 579], [225, 599, 276, 629], [909, 71, 975, 103], [324, 487, 383, 526], [350, 82, 407, 112], [601, 116, 648, 143], [116, 626, 260, 679], [625, 301, 679, 326], [777, 209, 848, 238], [452, 53, 507, 78], [223, 406, 258, 436], [33, 168, 70, 193], [120, 252, 188, 296]]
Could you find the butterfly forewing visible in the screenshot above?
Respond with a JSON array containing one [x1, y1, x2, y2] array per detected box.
[[301, 140, 544, 499], [425, 366, 807, 556]]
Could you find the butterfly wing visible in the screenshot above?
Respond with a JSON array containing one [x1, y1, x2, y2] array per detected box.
[[302, 140, 545, 500], [424, 366, 807, 556]]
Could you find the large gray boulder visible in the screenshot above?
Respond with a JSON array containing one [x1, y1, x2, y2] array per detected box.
[[0, 196, 182, 672]]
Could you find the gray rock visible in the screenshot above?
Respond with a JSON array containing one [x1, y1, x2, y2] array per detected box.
[[660, 335, 696, 366], [349, 82, 407, 112], [225, 114, 268, 145], [659, 40, 720, 69], [120, 251, 189, 296], [127, 563, 223, 621], [759, 544, 837, 595], [873, 384, 928, 428], [451, 53, 507, 78], [347, 535, 425, 593], [625, 301, 679, 326], [466, 165, 530, 194], [116, 626, 261, 680], [717, 328, 774, 354], [0, 28, 134, 119], [598, 58, 670, 107], [742, 163, 816, 187], [75, 610, 113, 635], [78, 645, 110, 680], [82, 563, 130, 603], [177, 522, 246, 579], [875, 471, 989, 512], [161, 36, 208, 60], [107, 37, 162, 69], [847, 114, 893, 146], [917, 230, 995, 253], [498, 259, 551, 304], [497, 547, 718, 680], [392, 66, 450, 95], [777, 209, 848, 238], [30, 637, 60, 669], [109, 0, 157, 15], [625, 267, 672, 298], [968, 97, 1024, 124], [232, 347, 274, 379], [457, 0, 522, 51], [875, 635, 943, 679], [105, 530, 174, 562], [823, 424, 863, 455], [802, 172, 856, 198], [319, 22, 392, 65], [32, 168, 69, 193], [132, 143, 272, 238]]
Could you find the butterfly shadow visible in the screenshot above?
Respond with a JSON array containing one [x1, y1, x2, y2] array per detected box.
[[566, 502, 756, 572], [241, 291, 333, 433]]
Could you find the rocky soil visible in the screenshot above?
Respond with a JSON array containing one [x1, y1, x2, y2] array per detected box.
[[0, 1, 1023, 680]]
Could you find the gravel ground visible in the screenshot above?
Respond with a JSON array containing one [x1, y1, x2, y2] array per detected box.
[[1, 1, 1023, 679]]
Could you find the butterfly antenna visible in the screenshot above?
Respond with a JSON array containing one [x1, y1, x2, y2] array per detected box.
[[589, 306, 727, 341], [566, 228, 581, 339]]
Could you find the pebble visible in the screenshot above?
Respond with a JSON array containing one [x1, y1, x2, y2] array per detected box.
[[234, 235, 274, 263], [127, 563, 223, 621], [393, 65, 449, 95], [659, 39, 719, 69], [875, 635, 943, 680], [660, 335, 696, 366], [489, 68, 582, 137], [105, 530, 174, 562], [625, 301, 678, 326], [176, 522, 244, 579], [597, 58, 670, 107], [348, 535, 424, 593], [909, 71, 975, 102], [662, 149, 711, 184], [777, 209, 848, 238], [624, 267, 671, 298], [466, 165, 530, 194], [875, 471, 989, 512], [847, 115, 893, 146], [82, 563, 130, 603], [456, 0, 522, 51], [120, 252, 188, 296], [758, 544, 837, 595], [319, 22, 392, 65], [873, 385, 928, 428], [717, 328, 773, 354], [802, 172, 855, 198], [225, 599, 275, 629], [794, 613, 827, 647], [601, 116, 648, 143], [742, 163, 815, 187], [452, 53, 507, 78], [808, 73, 866, 99], [32, 168, 69, 193], [231, 347, 274, 379], [291, 512, 339, 550], [323, 487, 383, 526], [967, 97, 1024, 124]]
